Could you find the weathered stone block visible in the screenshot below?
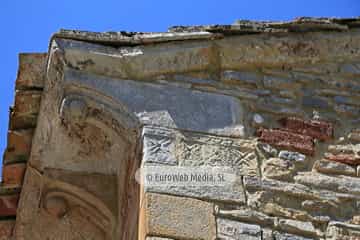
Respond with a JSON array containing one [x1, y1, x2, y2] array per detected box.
[[340, 63, 360, 75], [278, 117, 333, 141], [142, 127, 177, 165], [0, 220, 15, 239], [141, 128, 249, 203], [217, 218, 261, 240], [277, 219, 317, 237], [334, 104, 360, 117], [2, 163, 27, 185], [216, 206, 276, 227], [0, 194, 19, 217], [141, 193, 216, 240], [3, 129, 34, 164], [262, 157, 296, 181], [334, 95, 360, 106], [263, 75, 300, 90], [278, 150, 306, 163], [327, 144, 357, 155], [314, 159, 356, 176], [66, 69, 245, 136], [9, 114, 38, 130], [142, 126, 258, 175], [273, 231, 314, 240], [145, 176, 246, 204], [294, 172, 360, 195], [10, 90, 41, 130], [325, 153, 360, 166], [16, 53, 46, 89], [326, 221, 360, 240], [146, 237, 174, 240], [13, 90, 42, 116], [349, 129, 360, 143], [302, 96, 329, 109], [257, 128, 315, 155], [58, 38, 215, 80], [221, 70, 262, 86]]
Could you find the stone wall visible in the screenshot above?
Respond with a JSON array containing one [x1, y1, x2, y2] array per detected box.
[[2, 17, 360, 239]]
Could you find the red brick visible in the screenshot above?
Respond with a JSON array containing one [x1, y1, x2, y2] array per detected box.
[[16, 53, 47, 90], [13, 90, 42, 116], [325, 153, 360, 166], [9, 114, 38, 130], [0, 220, 15, 239], [257, 128, 315, 155], [3, 129, 34, 164], [278, 117, 333, 141], [0, 194, 19, 217], [2, 163, 26, 185]]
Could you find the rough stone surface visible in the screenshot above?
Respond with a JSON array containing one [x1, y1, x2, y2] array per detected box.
[[314, 159, 356, 176], [262, 157, 296, 181], [294, 172, 360, 195], [349, 128, 360, 142], [16, 53, 46, 89], [257, 128, 315, 155], [65, 69, 245, 136], [3, 129, 34, 164], [278, 151, 306, 163], [326, 222, 360, 240], [217, 218, 261, 240], [277, 219, 317, 237], [2, 163, 27, 185], [325, 153, 360, 166], [0, 194, 19, 217], [0, 220, 15, 240], [142, 193, 216, 240], [146, 238, 174, 240], [278, 117, 333, 141]]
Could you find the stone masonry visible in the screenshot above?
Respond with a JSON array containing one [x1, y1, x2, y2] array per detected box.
[[1, 17, 360, 239]]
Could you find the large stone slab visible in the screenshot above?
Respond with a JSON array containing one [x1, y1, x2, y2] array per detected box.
[[56, 38, 216, 79], [142, 126, 258, 172], [141, 193, 216, 240], [141, 126, 254, 203], [65, 69, 245, 135]]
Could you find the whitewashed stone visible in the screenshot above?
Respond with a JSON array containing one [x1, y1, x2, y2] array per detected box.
[[278, 151, 306, 163], [294, 172, 360, 195]]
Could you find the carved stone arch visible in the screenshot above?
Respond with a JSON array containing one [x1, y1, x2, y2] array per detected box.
[[57, 87, 143, 240], [15, 39, 144, 240], [39, 177, 117, 240]]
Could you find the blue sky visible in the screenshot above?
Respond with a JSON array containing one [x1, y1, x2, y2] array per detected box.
[[0, 0, 359, 166]]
